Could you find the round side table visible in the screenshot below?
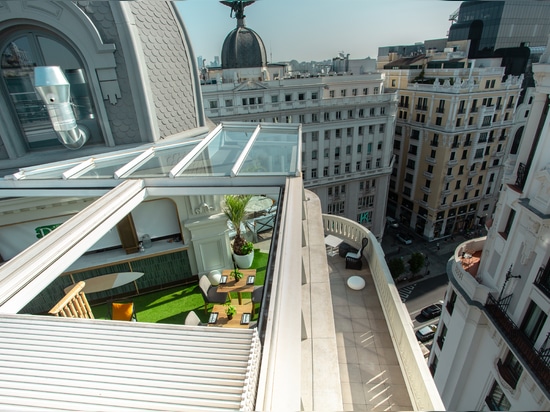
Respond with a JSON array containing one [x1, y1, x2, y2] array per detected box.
[[347, 275, 366, 290]]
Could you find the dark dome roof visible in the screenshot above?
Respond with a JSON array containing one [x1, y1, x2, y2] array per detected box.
[[221, 25, 267, 69]]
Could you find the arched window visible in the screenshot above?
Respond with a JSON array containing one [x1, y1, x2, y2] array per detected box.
[[1, 30, 103, 150]]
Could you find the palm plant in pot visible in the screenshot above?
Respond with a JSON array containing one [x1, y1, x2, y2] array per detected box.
[[223, 194, 255, 268]]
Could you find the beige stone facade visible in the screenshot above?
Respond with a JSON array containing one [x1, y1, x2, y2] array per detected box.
[[384, 63, 526, 240]]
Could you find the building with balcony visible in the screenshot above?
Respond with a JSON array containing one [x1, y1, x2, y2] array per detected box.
[[0, 1, 444, 410], [202, 73, 397, 240], [383, 48, 527, 241], [430, 40, 550, 410]]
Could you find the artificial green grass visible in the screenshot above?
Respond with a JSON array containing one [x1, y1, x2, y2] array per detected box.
[[92, 249, 268, 324]]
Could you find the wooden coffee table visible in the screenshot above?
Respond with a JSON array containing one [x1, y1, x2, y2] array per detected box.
[[208, 304, 252, 329], [217, 269, 256, 304]]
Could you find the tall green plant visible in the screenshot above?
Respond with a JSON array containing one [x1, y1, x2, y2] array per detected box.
[[223, 194, 252, 255]]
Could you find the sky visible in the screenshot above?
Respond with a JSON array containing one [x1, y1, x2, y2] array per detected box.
[[177, 0, 462, 64]]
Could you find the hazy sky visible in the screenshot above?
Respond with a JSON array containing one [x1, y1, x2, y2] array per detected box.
[[177, 0, 461, 63]]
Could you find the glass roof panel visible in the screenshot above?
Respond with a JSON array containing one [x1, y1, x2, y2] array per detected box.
[[128, 142, 197, 178], [237, 126, 300, 176], [13, 161, 82, 180], [180, 126, 255, 176], [77, 151, 146, 179]]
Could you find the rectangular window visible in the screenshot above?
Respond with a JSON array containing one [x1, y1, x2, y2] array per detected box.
[[336, 111, 342, 120], [499, 351, 523, 389], [346, 145, 351, 154], [323, 166, 329, 176], [285, 94, 292, 102], [271, 95, 279, 103], [298, 93, 305, 101], [335, 147, 340, 159], [225, 99, 233, 107], [363, 88, 368, 95], [340, 89, 346, 97], [352, 88, 357, 96], [502, 209, 516, 239], [359, 109, 364, 117], [312, 113, 318, 123], [311, 131, 318, 142], [324, 112, 330, 121], [485, 381, 511, 411], [348, 110, 353, 119], [357, 144, 362, 153], [347, 127, 353, 137], [311, 168, 317, 178], [209, 100, 218, 109], [311, 92, 318, 100], [329, 90, 335, 98], [335, 129, 341, 138], [311, 150, 317, 160], [520, 300, 547, 343]]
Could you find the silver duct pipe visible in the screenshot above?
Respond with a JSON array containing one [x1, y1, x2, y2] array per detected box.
[[34, 66, 88, 150]]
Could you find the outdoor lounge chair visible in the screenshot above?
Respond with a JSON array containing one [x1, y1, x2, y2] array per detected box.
[[345, 237, 368, 270], [199, 275, 229, 314], [184, 310, 206, 326]]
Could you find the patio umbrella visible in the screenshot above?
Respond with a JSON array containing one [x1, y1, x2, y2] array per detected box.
[[245, 195, 273, 215]]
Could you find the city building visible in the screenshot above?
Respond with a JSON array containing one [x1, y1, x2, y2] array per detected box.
[[448, 0, 550, 57], [383, 46, 525, 240], [0, 1, 443, 410], [200, 1, 396, 239], [429, 38, 550, 411]]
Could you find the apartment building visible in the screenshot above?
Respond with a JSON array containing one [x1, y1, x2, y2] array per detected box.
[[383, 51, 525, 241], [429, 42, 550, 411], [202, 74, 397, 239]]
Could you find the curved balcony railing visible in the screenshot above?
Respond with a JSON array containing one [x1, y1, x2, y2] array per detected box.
[[322, 214, 444, 411], [450, 238, 493, 303]]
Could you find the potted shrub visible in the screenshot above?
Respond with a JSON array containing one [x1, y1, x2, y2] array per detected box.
[[231, 268, 244, 283], [225, 304, 237, 320], [223, 194, 255, 268]]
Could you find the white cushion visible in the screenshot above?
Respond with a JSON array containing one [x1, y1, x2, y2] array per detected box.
[[347, 276, 366, 290], [207, 270, 222, 286]]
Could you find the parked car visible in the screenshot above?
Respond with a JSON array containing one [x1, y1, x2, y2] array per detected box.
[[421, 302, 443, 319], [386, 217, 399, 228], [396, 232, 413, 245], [416, 324, 437, 342]]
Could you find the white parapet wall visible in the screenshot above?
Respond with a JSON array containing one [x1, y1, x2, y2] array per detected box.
[[322, 214, 445, 411]]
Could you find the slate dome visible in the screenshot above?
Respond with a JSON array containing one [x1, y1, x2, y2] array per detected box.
[[221, 24, 267, 69]]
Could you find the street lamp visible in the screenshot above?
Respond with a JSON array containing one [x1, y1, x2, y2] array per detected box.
[[498, 265, 521, 302]]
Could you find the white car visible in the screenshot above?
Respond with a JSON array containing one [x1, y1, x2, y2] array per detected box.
[[386, 217, 399, 228], [416, 324, 437, 342], [396, 232, 413, 245]]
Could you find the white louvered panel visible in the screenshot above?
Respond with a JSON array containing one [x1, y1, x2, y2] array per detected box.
[[0, 314, 257, 410]]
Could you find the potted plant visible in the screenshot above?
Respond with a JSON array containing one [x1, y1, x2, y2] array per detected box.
[[223, 194, 255, 268], [225, 304, 237, 320], [231, 267, 244, 283]]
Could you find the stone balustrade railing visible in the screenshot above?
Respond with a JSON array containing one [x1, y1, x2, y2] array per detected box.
[[322, 214, 444, 411]]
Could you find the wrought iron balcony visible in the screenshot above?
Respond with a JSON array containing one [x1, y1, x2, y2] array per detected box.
[[534, 264, 550, 299], [485, 294, 550, 393], [515, 162, 528, 191]]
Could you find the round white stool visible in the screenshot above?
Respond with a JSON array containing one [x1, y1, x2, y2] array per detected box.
[[347, 275, 366, 290], [207, 270, 222, 286]]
